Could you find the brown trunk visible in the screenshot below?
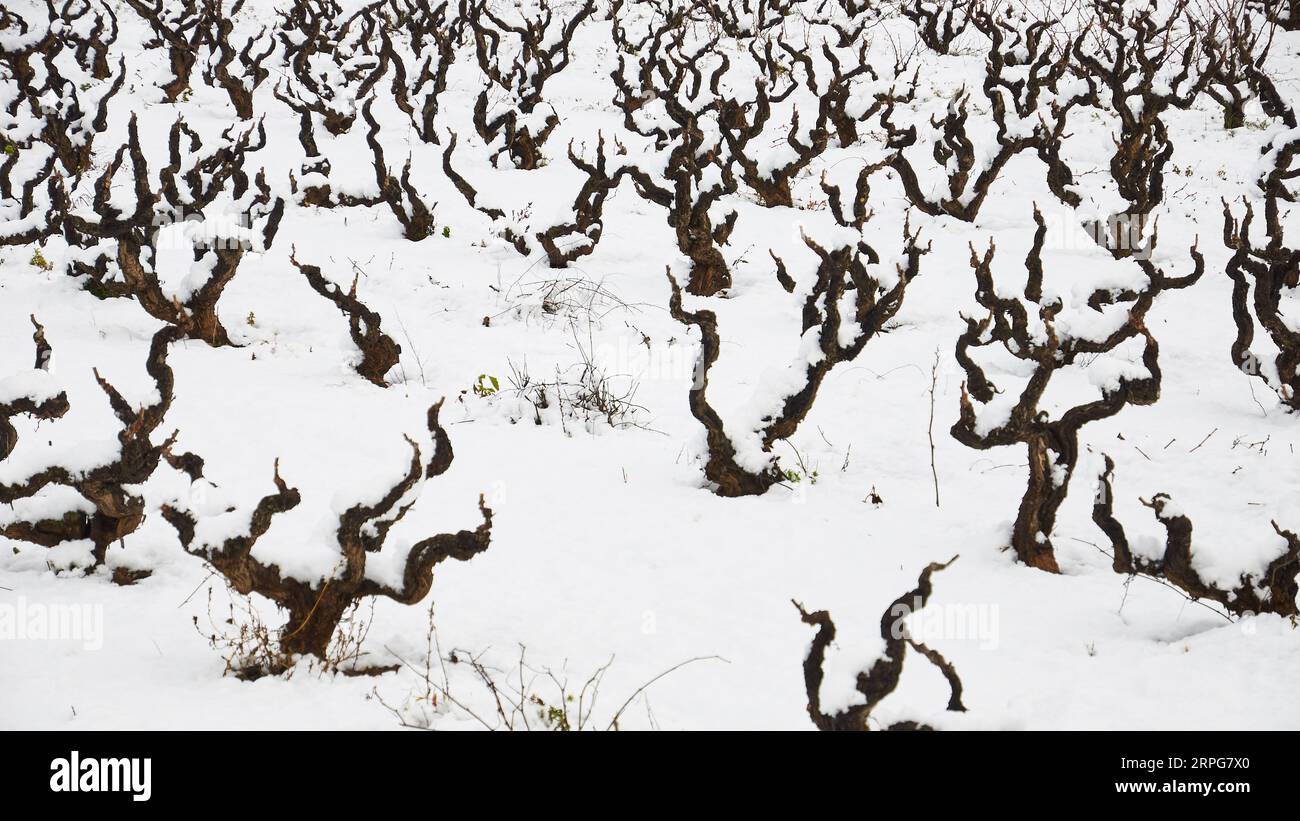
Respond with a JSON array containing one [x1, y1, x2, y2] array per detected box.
[[508, 131, 542, 171], [219, 75, 254, 120], [189, 313, 232, 348], [749, 177, 793, 209], [161, 50, 194, 102], [88, 508, 144, 565], [1011, 436, 1065, 573], [354, 342, 400, 386], [705, 456, 781, 497], [281, 591, 353, 660], [1223, 100, 1246, 130], [685, 254, 731, 297]]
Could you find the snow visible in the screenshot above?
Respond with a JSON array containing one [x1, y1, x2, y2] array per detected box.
[[2, 0, 1300, 731], [0, 369, 62, 405]]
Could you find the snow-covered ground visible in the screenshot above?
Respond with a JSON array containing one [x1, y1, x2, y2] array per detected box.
[[4, 0, 1300, 730]]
